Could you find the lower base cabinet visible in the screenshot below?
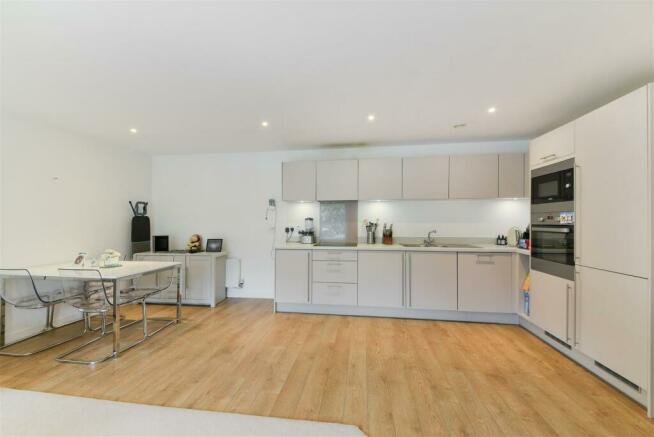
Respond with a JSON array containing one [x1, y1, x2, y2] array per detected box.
[[358, 251, 404, 307], [576, 266, 648, 388], [275, 249, 310, 304], [458, 253, 511, 313], [530, 270, 573, 343], [408, 252, 458, 310], [134, 252, 227, 307]]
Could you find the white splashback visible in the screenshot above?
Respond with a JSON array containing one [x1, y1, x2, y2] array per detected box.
[[357, 199, 529, 239]]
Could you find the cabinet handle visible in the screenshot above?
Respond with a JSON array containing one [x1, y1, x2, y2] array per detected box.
[[326, 284, 342, 289], [540, 153, 557, 161], [476, 254, 495, 264], [565, 283, 571, 343], [574, 164, 581, 263], [408, 253, 412, 307], [574, 270, 580, 347], [307, 252, 311, 303], [402, 253, 405, 307]]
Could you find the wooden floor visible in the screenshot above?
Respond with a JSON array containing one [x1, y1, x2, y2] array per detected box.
[[1, 298, 653, 436]]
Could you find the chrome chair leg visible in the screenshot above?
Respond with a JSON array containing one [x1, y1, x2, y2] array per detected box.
[[56, 312, 113, 365], [0, 306, 88, 357]]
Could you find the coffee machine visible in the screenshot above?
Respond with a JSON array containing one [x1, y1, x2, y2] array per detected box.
[[299, 217, 316, 244]]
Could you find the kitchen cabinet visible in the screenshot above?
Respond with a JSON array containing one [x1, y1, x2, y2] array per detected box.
[[524, 153, 530, 198], [185, 256, 212, 302], [575, 85, 649, 279], [576, 266, 648, 388], [282, 161, 316, 201], [358, 251, 404, 308], [498, 153, 525, 198], [529, 270, 573, 343], [313, 260, 357, 283], [312, 283, 357, 306], [133, 252, 226, 307], [316, 160, 358, 201], [449, 154, 499, 199], [402, 156, 449, 199], [358, 158, 402, 200], [458, 253, 511, 313], [275, 249, 311, 304], [407, 252, 457, 310], [529, 122, 574, 169]]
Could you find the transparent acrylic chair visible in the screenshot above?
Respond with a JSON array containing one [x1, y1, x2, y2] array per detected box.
[[0, 268, 88, 356], [55, 269, 111, 364], [55, 267, 175, 364]]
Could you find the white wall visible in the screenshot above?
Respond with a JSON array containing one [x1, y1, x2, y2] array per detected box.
[[151, 140, 529, 299], [1, 114, 151, 341]]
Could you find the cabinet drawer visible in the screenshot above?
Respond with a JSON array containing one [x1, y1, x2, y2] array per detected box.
[[313, 260, 357, 283], [312, 250, 358, 261], [312, 283, 357, 305]]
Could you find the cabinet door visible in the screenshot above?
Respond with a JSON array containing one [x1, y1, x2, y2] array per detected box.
[[458, 253, 511, 313], [134, 255, 161, 291], [402, 156, 449, 199], [498, 153, 525, 198], [575, 86, 648, 279], [530, 270, 573, 343], [524, 153, 530, 198], [282, 161, 316, 201], [358, 158, 402, 200], [529, 122, 574, 169], [186, 256, 211, 301], [358, 251, 404, 308], [576, 266, 648, 388], [408, 252, 457, 310], [316, 160, 358, 201], [449, 154, 499, 199], [275, 250, 310, 303]]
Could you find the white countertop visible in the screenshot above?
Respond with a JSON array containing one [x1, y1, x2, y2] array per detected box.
[[27, 260, 182, 281], [135, 251, 228, 258], [276, 242, 530, 256]]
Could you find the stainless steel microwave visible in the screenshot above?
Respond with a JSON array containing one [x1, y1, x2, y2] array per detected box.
[[531, 158, 574, 210]]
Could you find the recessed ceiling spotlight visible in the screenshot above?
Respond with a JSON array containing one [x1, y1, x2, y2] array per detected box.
[[453, 123, 467, 129], [261, 120, 269, 128], [487, 107, 497, 114], [129, 128, 138, 134], [367, 114, 376, 122]]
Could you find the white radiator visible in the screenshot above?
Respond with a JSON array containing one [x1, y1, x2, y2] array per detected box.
[[226, 258, 243, 288]]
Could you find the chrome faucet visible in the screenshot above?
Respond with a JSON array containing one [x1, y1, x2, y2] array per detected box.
[[424, 229, 438, 246]]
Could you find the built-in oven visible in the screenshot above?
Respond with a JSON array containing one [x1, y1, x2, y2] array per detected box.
[[530, 210, 575, 280], [531, 158, 574, 209]]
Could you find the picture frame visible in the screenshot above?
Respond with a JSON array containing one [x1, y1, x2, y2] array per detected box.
[[206, 238, 223, 253]]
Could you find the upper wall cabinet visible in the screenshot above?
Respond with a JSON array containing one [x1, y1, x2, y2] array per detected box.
[[449, 154, 499, 199], [529, 122, 574, 169], [402, 156, 449, 200], [316, 159, 358, 201], [282, 161, 316, 201], [575, 85, 649, 279], [498, 153, 525, 198], [358, 158, 402, 200]]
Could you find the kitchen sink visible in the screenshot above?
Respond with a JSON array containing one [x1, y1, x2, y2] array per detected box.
[[400, 243, 480, 249]]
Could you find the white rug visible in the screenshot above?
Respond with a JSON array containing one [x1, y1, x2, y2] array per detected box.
[[0, 388, 364, 437]]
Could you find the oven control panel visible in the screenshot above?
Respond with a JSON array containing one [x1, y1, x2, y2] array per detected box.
[[532, 211, 575, 226]]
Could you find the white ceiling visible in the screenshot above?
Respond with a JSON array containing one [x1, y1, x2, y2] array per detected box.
[[2, 1, 653, 154]]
